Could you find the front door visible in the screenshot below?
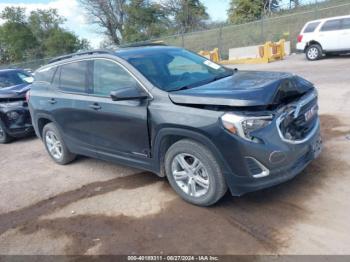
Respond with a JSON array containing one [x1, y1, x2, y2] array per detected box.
[[87, 58, 150, 159]]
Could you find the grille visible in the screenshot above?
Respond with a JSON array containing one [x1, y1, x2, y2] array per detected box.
[[279, 96, 318, 141]]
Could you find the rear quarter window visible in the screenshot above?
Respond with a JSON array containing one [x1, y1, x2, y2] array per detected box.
[[303, 22, 321, 33], [35, 67, 56, 83], [59, 61, 88, 93]]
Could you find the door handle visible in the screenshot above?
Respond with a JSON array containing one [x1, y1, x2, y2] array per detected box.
[[48, 98, 57, 104], [89, 103, 101, 110]]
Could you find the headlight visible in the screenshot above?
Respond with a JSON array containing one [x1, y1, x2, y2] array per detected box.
[[221, 113, 272, 142]]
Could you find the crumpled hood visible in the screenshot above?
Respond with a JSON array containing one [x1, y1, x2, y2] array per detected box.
[[0, 83, 30, 100], [168, 71, 314, 107]]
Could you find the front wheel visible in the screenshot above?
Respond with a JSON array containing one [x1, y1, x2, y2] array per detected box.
[[165, 139, 227, 206], [306, 44, 323, 61]]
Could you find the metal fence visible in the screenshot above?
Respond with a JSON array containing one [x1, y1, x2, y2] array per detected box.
[[158, 0, 350, 59], [1, 0, 350, 70]]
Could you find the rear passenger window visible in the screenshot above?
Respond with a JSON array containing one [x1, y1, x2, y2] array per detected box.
[[59, 61, 88, 93], [320, 19, 342, 31], [303, 22, 320, 33], [93, 60, 138, 97], [342, 18, 350, 30]]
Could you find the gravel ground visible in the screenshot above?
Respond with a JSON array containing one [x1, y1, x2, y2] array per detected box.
[[0, 54, 350, 255]]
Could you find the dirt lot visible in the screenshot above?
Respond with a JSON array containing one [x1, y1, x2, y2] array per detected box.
[[0, 54, 350, 255]]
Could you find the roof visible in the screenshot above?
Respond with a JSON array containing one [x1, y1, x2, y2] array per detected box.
[[306, 14, 350, 24], [46, 45, 182, 66]]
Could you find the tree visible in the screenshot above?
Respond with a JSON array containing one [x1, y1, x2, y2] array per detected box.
[[264, 0, 280, 15], [289, 0, 300, 9], [79, 0, 127, 45], [43, 28, 89, 57], [0, 6, 90, 64], [163, 0, 209, 33], [28, 9, 65, 40], [0, 7, 37, 62], [228, 0, 280, 24], [123, 0, 169, 42], [0, 6, 26, 24]]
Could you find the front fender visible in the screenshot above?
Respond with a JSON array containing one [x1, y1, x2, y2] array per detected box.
[[152, 127, 232, 177]]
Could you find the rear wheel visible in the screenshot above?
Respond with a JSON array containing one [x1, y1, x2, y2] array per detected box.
[[306, 44, 322, 61], [165, 139, 227, 206], [43, 123, 76, 165], [0, 120, 12, 144]]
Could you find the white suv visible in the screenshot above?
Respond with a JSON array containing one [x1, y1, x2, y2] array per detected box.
[[297, 15, 350, 60]]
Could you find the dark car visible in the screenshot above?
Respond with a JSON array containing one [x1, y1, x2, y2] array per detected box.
[[0, 69, 34, 143], [28, 47, 322, 206]]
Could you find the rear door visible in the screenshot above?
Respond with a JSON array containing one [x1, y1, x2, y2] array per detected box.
[[338, 18, 350, 50], [49, 60, 96, 155], [318, 18, 342, 51], [87, 58, 150, 158]]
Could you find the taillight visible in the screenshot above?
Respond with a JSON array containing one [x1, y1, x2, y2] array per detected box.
[[25, 90, 30, 102], [297, 35, 303, 43]]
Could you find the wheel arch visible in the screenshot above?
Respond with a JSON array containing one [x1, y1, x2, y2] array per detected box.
[[35, 114, 55, 139], [305, 40, 323, 51], [152, 127, 232, 177]]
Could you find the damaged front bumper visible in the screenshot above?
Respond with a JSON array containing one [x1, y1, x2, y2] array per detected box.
[[213, 92, 322, 196]]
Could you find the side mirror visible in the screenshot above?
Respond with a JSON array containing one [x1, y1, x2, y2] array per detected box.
[[110, 86, 148, 101]]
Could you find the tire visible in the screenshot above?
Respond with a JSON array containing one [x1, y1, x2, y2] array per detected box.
[[306, 44, 323, 61], [42, 122, 76, 165], [0, 119, 12, 144], [164, 139, 227, 206]]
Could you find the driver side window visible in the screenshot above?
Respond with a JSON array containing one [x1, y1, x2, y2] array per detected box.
[[93, 59, 138, 97]]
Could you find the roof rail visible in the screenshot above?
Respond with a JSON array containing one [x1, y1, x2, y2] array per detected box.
[[48, 49, 115, 64]]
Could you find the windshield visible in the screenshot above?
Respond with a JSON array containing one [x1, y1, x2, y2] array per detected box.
[[0, 71, 33, 89], [125, 49, 233, 92]]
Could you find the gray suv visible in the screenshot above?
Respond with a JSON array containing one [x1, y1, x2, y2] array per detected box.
[[28, 46, 322, 206]]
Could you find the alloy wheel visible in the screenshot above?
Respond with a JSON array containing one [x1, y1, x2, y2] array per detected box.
[[45, 130, 63, 160], [307, 47, 319, 60], [171, 153, 210, 198]]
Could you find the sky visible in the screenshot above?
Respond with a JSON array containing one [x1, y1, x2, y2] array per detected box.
[[0, 0, 231, 48], [0, 0, 314, 47]]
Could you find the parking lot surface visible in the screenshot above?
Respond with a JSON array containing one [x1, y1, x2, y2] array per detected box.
[[0, 54, 350, 255]]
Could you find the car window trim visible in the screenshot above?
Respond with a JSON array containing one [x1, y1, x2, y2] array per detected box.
[[44, 57, 153, 99]]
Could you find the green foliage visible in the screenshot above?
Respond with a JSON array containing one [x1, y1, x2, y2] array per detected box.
[[43, 28, 89, 57], [0, 22, 37, 63], [123, 0, 169, 43], [228, 0, 281, 24], [228, 0, 263, 24], [165, 0, 209, 33], [0, 6, 26, 24], [0, 6, 90, 64]]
